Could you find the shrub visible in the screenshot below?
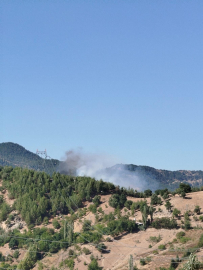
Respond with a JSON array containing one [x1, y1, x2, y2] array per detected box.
[[13, 250, 19, 259], [176, 231, 185, 239], [184, 211, 190, 220], [0, 252, 5, 262], [170, 255, 181, 269], [144, 189, 152, 197], [88, 258, 102, 270], [124, 200, 133, 210], [109, 194, 127, 209], [64, 258, 75, 270], [106, 237, 112, 242], [194, 205, 201, 215], [198, 234, 203, 247], [82, 220, 92, 232], [92, 195, 101, 207], [149, 235, 162, 243], [140, 258, 146, 265], [153, 250, 158, 254], [165, 201, 172, 212], [179, 183, 191, 193], [97, 207, 103, 214], [43, 216, 49, 225], [88, 204, 97, 214], [173, 208, 181, 219], [184, 220, 191, 230], [96, 243, 107, 253], [52, 219, 61, 229], [150, 194, 162, 205], [158, 244, 166, 250], [68, 249, 74, 256], [162, 192, 169, 200], [82, 247, 91, 255], [199, 216, 203, 222], [179, 237, 191, 244], [182, 250, 191, 258], [9, 238, 18, 249]]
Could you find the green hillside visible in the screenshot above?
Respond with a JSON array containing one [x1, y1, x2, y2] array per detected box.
[[0, 142, 60, 174]]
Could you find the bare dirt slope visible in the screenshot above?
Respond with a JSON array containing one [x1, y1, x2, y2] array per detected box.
[[1, 190, 203, 269]]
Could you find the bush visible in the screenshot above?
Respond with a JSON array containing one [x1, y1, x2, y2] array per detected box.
[[43, 216, 49, 225], [0, 252, 5, 262], [82, 247, 91, 255], [140, 258, 146, 265], [68, 249, 74, 256], [151, 218, 177, 229], [179, 183, 191, 193], [64, 258, 75, 270], [82, 220, 92, 232], [153, 250, 158, 254], [124, 200, 133, 210], [184, 220, 191, 230], [9, 238, 18, 249], [158, 244, 166, 250], [88, 204, 97, 213], [173, 208, 181, 219], [106, 237, 112, 242], [176, 231, 185, 239], [96, 243, 107, 253], [13, 250, 19, 259], [144, 189, 152, 197], [170, 255, 181, 269], [198, 234, 203, 247], [88, 258, 102, 270], [179, 237, 190, 244], [149, 235, 162, 243], [162, 193, 169, 200], [52, 219, 61, 229], [150, 194, 162, 205], [194, 205, 201, 215]]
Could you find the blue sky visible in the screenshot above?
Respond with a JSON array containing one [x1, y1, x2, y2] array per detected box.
[[1, 1, 203, 170]]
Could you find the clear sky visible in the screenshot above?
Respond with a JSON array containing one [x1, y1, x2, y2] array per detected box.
[[1, 1, 203, 171]]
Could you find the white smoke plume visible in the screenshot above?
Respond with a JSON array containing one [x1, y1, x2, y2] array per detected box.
[[59, 148, 159, 191]]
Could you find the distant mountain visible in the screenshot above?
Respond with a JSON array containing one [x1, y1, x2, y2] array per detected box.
[[0, 142, 60, 174], [1, 142, 203, 190], [107, 164, 203, 190]]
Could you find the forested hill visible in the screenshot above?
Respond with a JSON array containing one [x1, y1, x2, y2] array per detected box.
[[0, 142, 60, 174], [1, 142, 203, 189]]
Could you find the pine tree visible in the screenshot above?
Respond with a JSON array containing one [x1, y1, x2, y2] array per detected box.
[[149, 205, 156, 223], [129, 254, 133, 270], [141, 205, 149, 230]]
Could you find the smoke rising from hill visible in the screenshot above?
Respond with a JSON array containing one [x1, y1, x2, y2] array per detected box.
[[59, 149, 159, 191]]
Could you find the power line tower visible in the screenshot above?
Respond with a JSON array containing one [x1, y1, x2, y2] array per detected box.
[[36, 149, 55, 174], [36, 149, 47, 159]]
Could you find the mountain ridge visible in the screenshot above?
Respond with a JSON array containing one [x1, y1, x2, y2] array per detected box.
[[1, 142, 203, 189]]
